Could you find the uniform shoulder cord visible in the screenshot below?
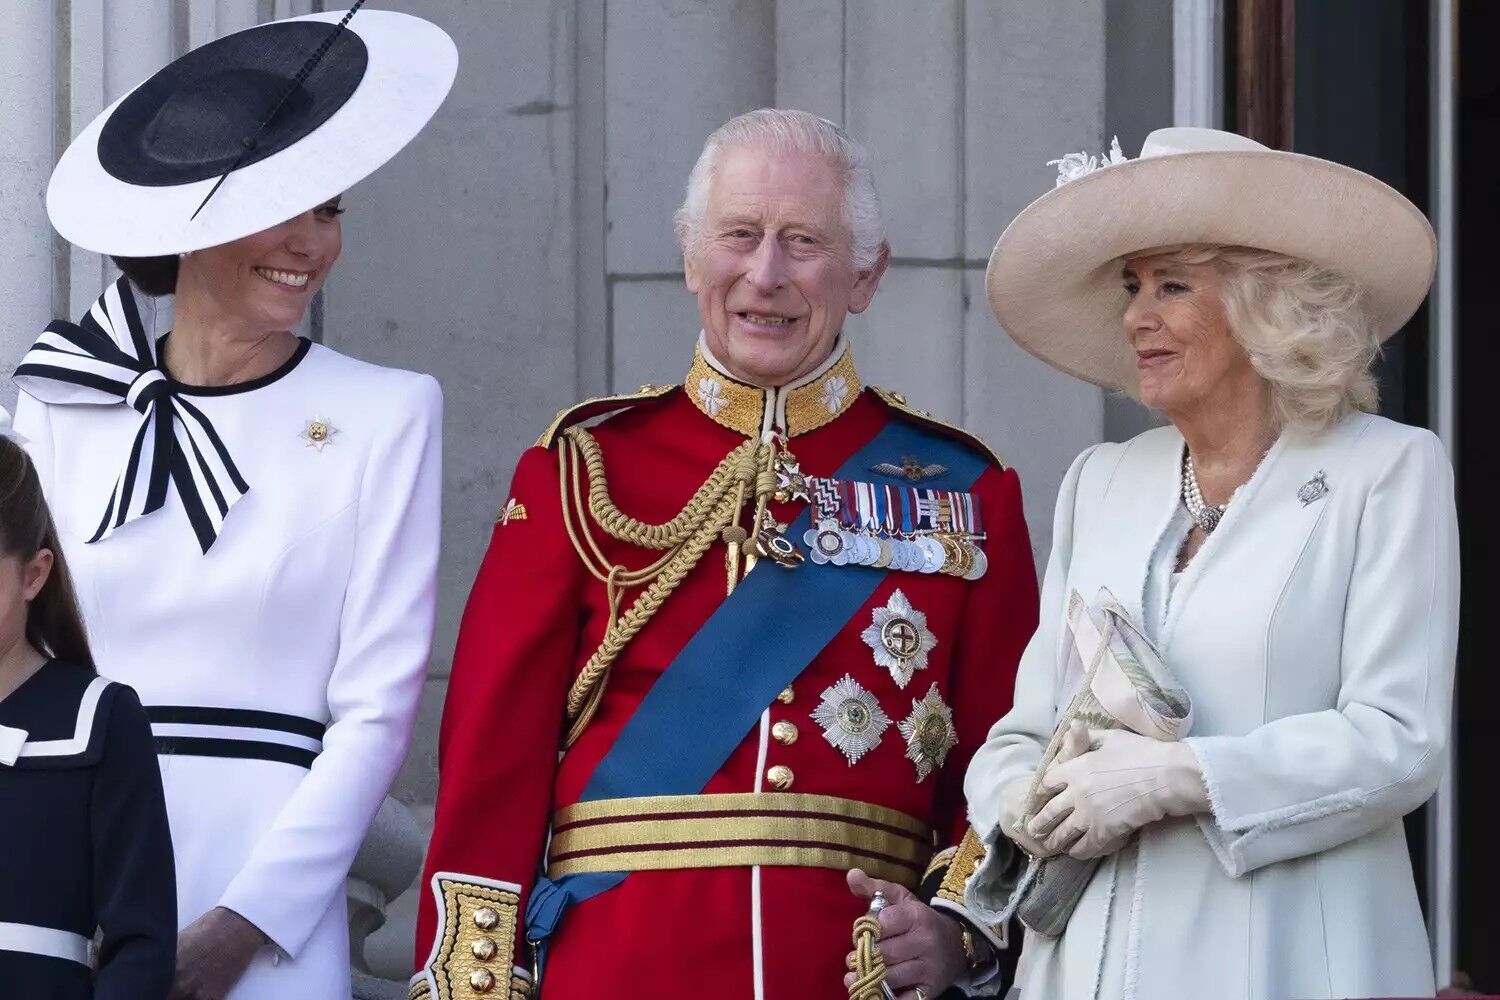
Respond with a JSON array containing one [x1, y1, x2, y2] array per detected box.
[[555, 425, 779, 748]]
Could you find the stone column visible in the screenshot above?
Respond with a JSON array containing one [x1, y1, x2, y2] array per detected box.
[[0, 0, 58, 409]]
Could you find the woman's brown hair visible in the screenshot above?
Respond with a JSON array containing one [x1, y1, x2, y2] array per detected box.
[[111, 255, 179, 297], [0, 436, 94, 669]]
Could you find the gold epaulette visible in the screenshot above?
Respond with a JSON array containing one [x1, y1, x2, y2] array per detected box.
[[868, 386, 1006, 471], [534, 384, 680, 449]]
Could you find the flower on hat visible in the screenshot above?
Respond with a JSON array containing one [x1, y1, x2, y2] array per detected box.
[[1047, 136, 1127, 188]]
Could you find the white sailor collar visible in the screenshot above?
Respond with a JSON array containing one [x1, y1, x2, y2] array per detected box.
[[0, 672, 115, 770]]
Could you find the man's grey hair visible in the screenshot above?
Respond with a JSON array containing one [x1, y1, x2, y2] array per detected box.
[[673, 108, 886, 269]]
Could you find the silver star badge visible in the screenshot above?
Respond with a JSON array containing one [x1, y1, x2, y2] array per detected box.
[[897, 682, 958, 782], [811, 675, 891, 766], [861, 589, 937, 688], [299, 417, 338, 452]]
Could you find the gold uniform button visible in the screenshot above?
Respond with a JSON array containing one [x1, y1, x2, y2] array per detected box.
[[772, 720, 798, 745], [471, 937, 498, 961], [767, 764, 795, 790], [472, 906, 500, 931], [469, 968, 496, 992], [777, 686, 795, 705]]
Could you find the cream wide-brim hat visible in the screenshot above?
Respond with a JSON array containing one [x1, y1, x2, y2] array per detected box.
[[985, 127, 1437, 390], [47, 9, 457, 258]]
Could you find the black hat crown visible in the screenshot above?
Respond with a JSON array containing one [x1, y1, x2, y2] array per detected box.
[[98, 20, 368, 188]]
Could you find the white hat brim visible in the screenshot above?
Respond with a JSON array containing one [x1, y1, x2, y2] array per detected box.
[[985, 149, 1437, 390], [46, 9, 457, 257]]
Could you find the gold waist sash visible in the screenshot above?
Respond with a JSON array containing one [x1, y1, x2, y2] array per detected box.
[[547, 792, 933, 888]]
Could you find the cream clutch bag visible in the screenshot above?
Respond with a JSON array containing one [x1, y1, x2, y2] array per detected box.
[[1013, 587, 1194, 937]]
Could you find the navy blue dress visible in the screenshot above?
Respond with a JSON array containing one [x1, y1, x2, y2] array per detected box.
[[0, 660, 176, 999]]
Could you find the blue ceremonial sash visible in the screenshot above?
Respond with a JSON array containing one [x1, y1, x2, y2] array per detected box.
[[525, 418, 990, 950]]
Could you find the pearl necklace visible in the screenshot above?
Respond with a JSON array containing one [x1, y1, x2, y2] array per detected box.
[[1181, 451, 1227, 533]]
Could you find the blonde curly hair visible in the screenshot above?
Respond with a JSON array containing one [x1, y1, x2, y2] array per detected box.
[[1141, 245, 1379, 432]]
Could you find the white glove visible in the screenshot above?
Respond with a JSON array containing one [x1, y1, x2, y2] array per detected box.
[[997, 721, 1092, 860], [1028, 729, 1209, 860]]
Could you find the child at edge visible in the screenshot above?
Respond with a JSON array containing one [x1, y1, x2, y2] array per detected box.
[[0, 411, 176, 999]]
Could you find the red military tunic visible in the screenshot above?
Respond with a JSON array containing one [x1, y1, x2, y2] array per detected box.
[[414, 339, 1038, 1000]]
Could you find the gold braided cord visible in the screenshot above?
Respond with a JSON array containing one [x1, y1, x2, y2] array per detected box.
[[848, 914, 888, 999], [562, 491, 735, 746], [556, 426, 769, 747], [571, 425, 757, 550], [562, 444, 675, 593]]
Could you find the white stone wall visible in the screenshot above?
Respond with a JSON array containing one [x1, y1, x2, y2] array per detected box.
[[0, 0, 1112, 977]]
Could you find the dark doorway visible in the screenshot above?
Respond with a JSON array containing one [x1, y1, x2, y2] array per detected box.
[[1228, 0, 1495, 990], [1456, 0, 1497, 991]]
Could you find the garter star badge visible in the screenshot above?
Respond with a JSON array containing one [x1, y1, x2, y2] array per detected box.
[[897, 683, 958, 782], [811, 675, 891, 766], [299, 416, 338, 451], [861, 589, 937, 689]]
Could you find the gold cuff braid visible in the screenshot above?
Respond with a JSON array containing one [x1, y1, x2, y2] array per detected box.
[[411, 972, 531, 1000], [923, 845, 958, 885], [937, 827, 988, 906], [421, 874, 531, 999], [926, 827, 1009, 951]]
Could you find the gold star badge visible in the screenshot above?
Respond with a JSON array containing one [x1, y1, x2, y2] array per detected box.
[[299, 417, 338, 452], [897, 683, 958, 782]]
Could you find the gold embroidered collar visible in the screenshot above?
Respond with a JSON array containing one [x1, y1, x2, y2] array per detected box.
[[685, 335, 862, 438]]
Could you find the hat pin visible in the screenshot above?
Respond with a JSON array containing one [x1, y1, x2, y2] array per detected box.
[[191, 0, 369, 221]]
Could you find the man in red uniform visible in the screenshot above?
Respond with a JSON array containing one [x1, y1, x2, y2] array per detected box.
[[413, 109, 1038, 1000]]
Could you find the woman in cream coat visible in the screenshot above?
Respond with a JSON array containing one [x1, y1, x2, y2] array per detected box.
[[964, 128, 1458, 1000]]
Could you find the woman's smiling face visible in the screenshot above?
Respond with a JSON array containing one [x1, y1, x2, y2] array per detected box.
[[1122, 252, 1256, 416], [179, 198, 345, 332]]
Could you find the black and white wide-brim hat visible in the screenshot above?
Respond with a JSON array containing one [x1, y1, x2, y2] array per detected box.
[[47, 8, 457, 257], [985, 127, 1437, 391]]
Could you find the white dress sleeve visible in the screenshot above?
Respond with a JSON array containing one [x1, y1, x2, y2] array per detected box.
[[964, 443, 1100, 841], [217, 374, 444, 956], [1188, 429, 1458, 877]]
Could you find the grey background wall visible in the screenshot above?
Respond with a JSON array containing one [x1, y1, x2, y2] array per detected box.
[[0, 0, 1179, 975]]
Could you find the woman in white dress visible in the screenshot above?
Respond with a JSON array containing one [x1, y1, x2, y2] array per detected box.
[[12, 8, 456, 998], [962, 128, 1458, 999]]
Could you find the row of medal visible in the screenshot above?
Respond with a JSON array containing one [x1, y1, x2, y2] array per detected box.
[[799, 475, 988, 580]]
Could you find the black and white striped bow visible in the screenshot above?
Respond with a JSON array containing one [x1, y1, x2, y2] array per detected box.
[[14, 277, 249, 553]]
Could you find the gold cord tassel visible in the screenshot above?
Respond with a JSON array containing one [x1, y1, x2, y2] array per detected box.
[[848, 892, 890, 1000]]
